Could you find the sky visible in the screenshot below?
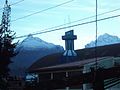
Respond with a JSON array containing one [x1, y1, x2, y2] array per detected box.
[[0, 0, 120, 50]]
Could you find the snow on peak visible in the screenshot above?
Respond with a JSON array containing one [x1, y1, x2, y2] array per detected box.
[[16, 35, 58, 51], [10, 35, 64, 77], [85, 33, 120, 48], [28, 34, 33, 37]]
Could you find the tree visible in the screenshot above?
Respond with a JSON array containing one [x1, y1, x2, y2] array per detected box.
[[0, 0, 17, 77], [0, 1, 18, 89]]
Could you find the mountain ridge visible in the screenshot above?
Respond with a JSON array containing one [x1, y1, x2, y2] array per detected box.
[[85, 33, 120, 48], [9, 35, 64, 77]]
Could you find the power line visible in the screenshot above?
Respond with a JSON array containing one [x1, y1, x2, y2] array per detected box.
[[32, 7, 120, 33], [0, 0, 120, 38], [0, 0, 24, 10], [10, 0, 24, 6], [15, 14, 120, 39], [11, 0, 74, 22]]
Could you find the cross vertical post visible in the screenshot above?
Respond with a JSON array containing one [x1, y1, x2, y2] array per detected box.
[[62, 30, 77, 57]]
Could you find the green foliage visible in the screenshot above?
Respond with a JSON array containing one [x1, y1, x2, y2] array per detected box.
[[0, 1, 18, 77], [0, 29, 17, 77], [0, 1, 18, 89]]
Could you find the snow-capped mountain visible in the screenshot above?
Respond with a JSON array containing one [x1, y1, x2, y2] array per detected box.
[[9, 34, 64, 77], [85, 33, 120, 48]]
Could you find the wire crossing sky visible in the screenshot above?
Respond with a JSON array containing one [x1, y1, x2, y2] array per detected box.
[[0, 0, 24, 10], [15, 14, 120, 39], [15, 7, 120, 38], [12, 0, 74, 22], [0, 0, 120, 49]]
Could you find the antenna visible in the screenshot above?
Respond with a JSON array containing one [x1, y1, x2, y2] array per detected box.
[[68, 15, 72, 30]]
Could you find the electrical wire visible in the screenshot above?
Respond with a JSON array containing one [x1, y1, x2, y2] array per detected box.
[[27, 7, 120, 34], [0, 0, 24, 10], [11, 0, 74, 22], [10, 0, 24, 6], [15, 14, 120, 39], [1, 0, 120, 39]]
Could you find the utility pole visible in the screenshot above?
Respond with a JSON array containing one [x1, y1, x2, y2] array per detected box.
[[91, 68, 105, 90]]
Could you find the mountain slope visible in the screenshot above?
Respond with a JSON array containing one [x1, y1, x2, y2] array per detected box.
[[9, 35, 64, 77], [85, 33, 120, 48]]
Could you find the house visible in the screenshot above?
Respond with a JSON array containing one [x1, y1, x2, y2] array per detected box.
[[28, 30, 120, 90]]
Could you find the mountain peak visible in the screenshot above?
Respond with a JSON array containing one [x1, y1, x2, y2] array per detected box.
[[100, 33, 110, 37], [85, 33, 120, 48], [99, 33, 117, 39], [10, 36, 64, 77], [28, 34, 33, 37], [15, 35, 64, 52]]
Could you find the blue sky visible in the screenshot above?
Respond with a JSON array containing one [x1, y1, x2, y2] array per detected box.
[[0, 0, 120, 49]]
